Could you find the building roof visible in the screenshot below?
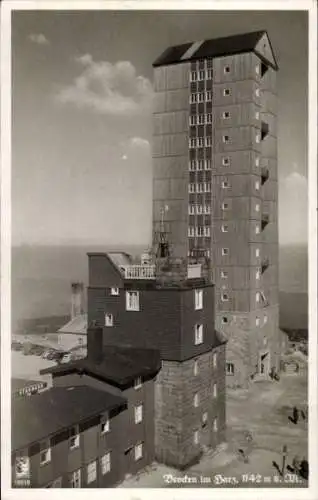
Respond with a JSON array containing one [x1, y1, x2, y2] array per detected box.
[[40, 345, 161, 387], [12, 385, 126, 451], [58, 314, 87, 335], [153, 30, 278, 70], [107, 252, 133, 268]]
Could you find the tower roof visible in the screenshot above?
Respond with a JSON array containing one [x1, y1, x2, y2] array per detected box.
[[153, 30, 278, 70]]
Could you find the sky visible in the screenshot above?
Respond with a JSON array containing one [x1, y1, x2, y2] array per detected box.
[[11, 9, 308, 247]]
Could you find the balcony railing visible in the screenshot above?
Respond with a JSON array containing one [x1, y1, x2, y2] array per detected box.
[[122, 265, 156, 280]]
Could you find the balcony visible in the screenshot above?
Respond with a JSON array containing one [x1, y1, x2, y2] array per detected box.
[[187, 264, 202, 279], [121, 265, 156, 280]]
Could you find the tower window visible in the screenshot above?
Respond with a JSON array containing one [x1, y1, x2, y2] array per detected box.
[[189, 138, 196, 148], [110, 287, 119, 296], [105, 313, 113, 327], [224, 66, 231, 74], [189, 160, 196, 171], [203, 227, 210, 237], [221, 224, 229, 232], [188, 227, 195, 237], [222, 135, 230, 143], [194, 289, 203, 310], [213, 417, 218, 432], [198, 92, 205, 103], [188, 183, 195, 193], [255, 156, 260, 167], [222, 248, 229, 256], [205, 159, 211, 170], [190, 93, 197, 103], [256, 268, 261, 280], [213, 383, 217, 398], [221, 270, 228, 279], [190, 71, 197, 82], [213, 353, 217, 368], [256, 317, 260, 326], [255, 88, 260, 97], [134, 404, 143, 424], [198, 70, 205, 81], [205, 136, 212, 147], [194, 324, 203, 345], [202, 412, 208, 423], [126, 291, 139, 311], [197, 205, 203, 214], [197, 114, 205, 125], [256, 248, 260, 257], [255, 225, 260, 234], [222, 111, 230, 119], [264, 315, 268, 324], [189, 115, 196, 126], [255, 180, 260, 190], [221, 292, 229, 301], [255, 203, 260, 212], [226, 362, 234, 375], [197, 183, 204, 193], [134, 443, 143, 461], [193, 430, 199, 444], [255, 111, 260, 120], [222, 202, 229, 210], [194, 393, 200, 407], [204, 182, 211, 192], [197, 137, 204, 148], [223, 88, 231, 96], [206, 113, 212, 124], [188, 205, 195, 215], [256, 292, 261, 303], [194, 360, 199, 376], [206, 90, 212, 101], [198, 160, 204, 170], [222, 180, 229, 189], [204, 205, 211, 214], [255, 64, 260, 75], [221, 316, 228, 324], [222, 157, 230, 166], [256, 134, 261, 143], [206, 69, 213, 79]]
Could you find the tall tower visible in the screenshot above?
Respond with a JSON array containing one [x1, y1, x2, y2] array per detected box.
[[152, 31, 281, 387]]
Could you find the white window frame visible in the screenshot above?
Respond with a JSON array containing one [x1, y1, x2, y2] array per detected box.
[[189, 160, 196, 171], [197, 114, 205, 125], [189, 205, 195, 215], [255, 88, 260, 97], [193, 430, 199, 444], [193, 360, 199, 376], [256, 292, 261, 303], [256, 134, 261, 143], [197, 183, 204, 193], [213, 353, 217, 368], [198, 92, 205, 103], [204, 182, 211, 192], [194, 324, 203, 345], [206, 90, 212, 101], [126, 291, 140, 311], [205, 249, 210, 258], [134, 404, 143, 424], [256, 268, 261, 280], [213, 417, 218, 432], [197, 160, 204, 170], [87, 460, 97, 484], [256, 248, 260, 257], [222, 202, 229, 210], [256, 317, 260, 326], [222, 157, 230, 166], [189, 183, 195, 193], [188, 226, 195, 237], [193, 393, 200, 407], [194, 289, 203, 310], [189, 138, 196, 148], [205, 136, 212, 147], [190, 71, 197, 82], [226, 362, 235, 375], [40, 440, 51, 466], [198, 69, 205, 81], [134, 376, 142, 390], [255, 156, 260, 167], [134, 443, 143, 461], [264, 315, 268, 325], [110, 287, 119, 296], [222, 111, 230, 119], [224, 65, 231, 74], [213, 383, 217, 398], [101, 417, 110, 434], [255, 64, 260, 75], [204, 205, 211, 214], [196, 226, 204, 237], [222, 180, 229, 189], [223, 88, 231, 96], [222, 135, 230, 143], [203, 226, 210, 237], [255, 203, 260, 212], [69, 426, 80, 450], [255, 180, 260, 190], [101, 452, 111, 475], [255, 111, 260, 120], [205, 159, 211, 170], [221, 224, 229, 233], [221, 270, 228, 279], [221, 316, 228, 324], [105, 313, 113, 327], [70, 469, 81, 488], [190, 93, 197, 103], [221, 292, 229, 302], [189, 115, 196, 126], [206, 69, 213, 80], [255, 225, 260, 234], [197, 205, 203, 214], [222, 248, 229, 256], [197, 137, 204, 148], [206, 113, 212, 124]]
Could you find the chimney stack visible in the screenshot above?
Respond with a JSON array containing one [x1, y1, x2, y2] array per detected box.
[[87, 325, 104, 364], [71, 282, 84, 320]]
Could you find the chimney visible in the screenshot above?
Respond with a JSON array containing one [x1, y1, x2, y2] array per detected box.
[[71, 282, 84, 320], [87, 325, 104, 364]]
